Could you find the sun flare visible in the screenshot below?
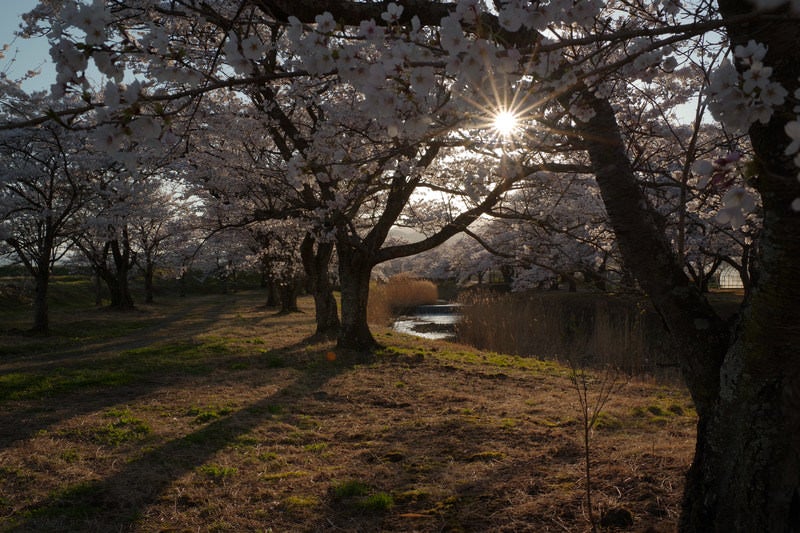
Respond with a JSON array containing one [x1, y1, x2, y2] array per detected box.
[[493, 110, 518, 136]]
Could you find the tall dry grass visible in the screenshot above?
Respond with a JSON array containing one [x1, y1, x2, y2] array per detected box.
[[368, 273, 439, 325], [456, 289, 678, 377]]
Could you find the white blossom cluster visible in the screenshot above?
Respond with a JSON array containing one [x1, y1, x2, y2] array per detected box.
[[692, 153, 759, 229], [10, 0, 798, 248], [707, 41, 787, 132], [706, 38, 800, 211]]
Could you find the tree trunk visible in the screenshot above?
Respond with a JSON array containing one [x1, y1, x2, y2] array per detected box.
[[94, 273, 103, 305], [265, 278, 279, 307], [301, 235, 340, 337], [144, 261, 155, 304], [336, 243, 378, 350], [278, 279, 299, 313], [678, 2, 800, 529], [103, 271, 133, 309], [575, 62, 800, 527], [110, 263, 134, 309], [6, 235, 53, 334], [31, 268, 49, 334], [101, 239, 135, 310]]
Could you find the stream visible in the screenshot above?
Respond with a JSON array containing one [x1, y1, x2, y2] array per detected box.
[[391, 303, 462, 340]]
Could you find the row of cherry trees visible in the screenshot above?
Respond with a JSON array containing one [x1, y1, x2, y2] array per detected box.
[[2, 0, 799, 530]]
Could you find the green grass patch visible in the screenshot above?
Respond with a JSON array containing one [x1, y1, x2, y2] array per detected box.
[[187, 405, 234, 423], [83, 407, 151, 446], [283, 495, 319, 508], [0, 368, 134, 402], [304, 442, 328, 453], [332, 480, 371, 498], [390, 344, 568, 376], [358, 492, 394, 512], [197, 464, 238, 481], [261, 470, 309, 481], [594, 411, 623, 430], [331, 480, 394, 512], [59, 449, 80, 463], [257, 451, 279, 462], [231, 434, 261, 448]]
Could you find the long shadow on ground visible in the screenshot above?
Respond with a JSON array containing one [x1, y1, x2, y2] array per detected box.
[[5, 341, 367, 532], [0, 300, 233, 450]]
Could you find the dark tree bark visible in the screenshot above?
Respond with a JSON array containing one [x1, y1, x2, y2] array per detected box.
[[94, 272, 103, 305], [78, 231, 136, 311], [278, 278, 300, 313], [300, 234, 340, 337], [265, 278, 279, 307], [106, 234, 135, 310], [32, 260, 50, 333], [336, 242, 377, 350], [574, 31, 800, 525], [143, 260, 155, 304], [6, 232, 55, 334], [675, 3, 800, 530]]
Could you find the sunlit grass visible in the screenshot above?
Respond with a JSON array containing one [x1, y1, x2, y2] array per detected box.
[[0, 284, 697, 532]]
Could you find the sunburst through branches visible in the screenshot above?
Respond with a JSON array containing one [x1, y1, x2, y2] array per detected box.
[[492, 109, 519, 137]]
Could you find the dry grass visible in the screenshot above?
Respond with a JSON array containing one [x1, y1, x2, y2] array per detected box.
[[0, 289, 696, 532], [368, 273, 439, 325]]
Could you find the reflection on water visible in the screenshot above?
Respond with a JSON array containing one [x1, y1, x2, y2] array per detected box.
[[392, 304, 462, 340]]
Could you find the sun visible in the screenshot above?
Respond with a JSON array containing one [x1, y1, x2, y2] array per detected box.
[[492, 110, 519, 137]]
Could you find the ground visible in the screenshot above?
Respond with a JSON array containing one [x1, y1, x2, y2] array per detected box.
[[0, 289, 695, 532]]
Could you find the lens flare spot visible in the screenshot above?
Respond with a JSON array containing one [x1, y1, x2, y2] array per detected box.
[[493, 110, 518, 136]]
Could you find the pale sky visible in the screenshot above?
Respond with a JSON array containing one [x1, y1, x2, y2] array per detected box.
[[1, 0, 56, 92]]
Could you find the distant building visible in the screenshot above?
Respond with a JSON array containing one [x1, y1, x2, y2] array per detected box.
[[718, 264, 744, 289]]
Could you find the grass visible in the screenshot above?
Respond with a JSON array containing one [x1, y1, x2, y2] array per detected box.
[[0, 282, 697, 532]]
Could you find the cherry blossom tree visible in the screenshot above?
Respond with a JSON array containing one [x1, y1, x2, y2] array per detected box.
[[129, 181, 198, 303], [6, 0, 800, 529], [0, 103, 94, 332]]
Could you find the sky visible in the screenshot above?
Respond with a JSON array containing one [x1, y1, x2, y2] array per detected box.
[[1, 0, 56, 92]]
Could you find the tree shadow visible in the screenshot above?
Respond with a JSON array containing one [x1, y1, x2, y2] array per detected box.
[[6, 340, 362, 532], [0, 293, 324, 451]]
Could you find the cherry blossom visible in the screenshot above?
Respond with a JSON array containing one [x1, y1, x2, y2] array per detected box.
[[381, 3, 404, 25], [716, 187, 757, 229], [784, 120, 800, 155]]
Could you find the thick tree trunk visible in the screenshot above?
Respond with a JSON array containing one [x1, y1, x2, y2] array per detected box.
[[681, 203, 800, 531], [580, 93, 730, 415], [103, 271, 134, 309], [265, 278, 279, 307], [576, 69, 800, 527], [109, 266, 134, 309], [301, 236, 340, 337], [6, 236, 53, 333], [336, 243, 378, 350], [674, 3, 800, 531], [278, 279, 299, 313], [97, 239, 135, 310]]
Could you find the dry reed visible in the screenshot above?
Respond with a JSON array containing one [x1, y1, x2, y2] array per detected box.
[[367, 273, 439, 325], [456, 289, 678, 377]]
